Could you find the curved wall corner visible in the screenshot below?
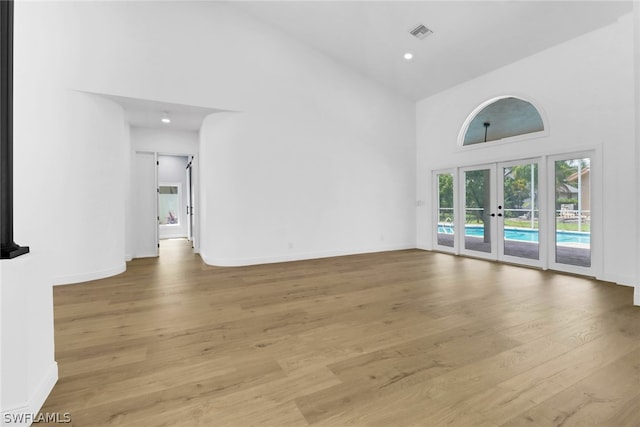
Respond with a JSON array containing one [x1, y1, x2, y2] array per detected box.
[[14, 90, 128, 285], [52, 264, 127, 286], [198, 112, 237, 265], [55, 92, 128, 285], [198, 101, 416, 268]]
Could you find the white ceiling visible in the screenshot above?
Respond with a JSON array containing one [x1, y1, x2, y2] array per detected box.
[[86, 1, 633, 129], [232, 1, 633, 101], [95, 93, 226, 131]]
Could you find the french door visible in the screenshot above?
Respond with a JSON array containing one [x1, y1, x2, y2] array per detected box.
[[434, 153, 593, 275], [458, 159, 542, 268]]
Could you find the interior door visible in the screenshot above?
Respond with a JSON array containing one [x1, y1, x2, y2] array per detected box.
[[133, 152, 158, 258], [459, 165, 497, 260], [498, 159, 542, 268]]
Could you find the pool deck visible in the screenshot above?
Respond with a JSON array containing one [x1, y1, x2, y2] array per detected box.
[[436, 234, 591, 268]]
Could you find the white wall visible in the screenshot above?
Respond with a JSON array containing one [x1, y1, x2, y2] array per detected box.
[[416, 14, 635, 286], [14, 0, 129, 285], [158, 155, 189, 239], [12, 13, 129, 284], [1, 256, 57, 425], [196, 8, 416, 265], [200, 103, 415, 265]]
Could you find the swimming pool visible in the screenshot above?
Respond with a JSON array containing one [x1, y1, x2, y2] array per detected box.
[[438, 225, 590, 245]]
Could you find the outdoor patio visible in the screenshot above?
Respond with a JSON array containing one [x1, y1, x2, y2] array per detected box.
[[436, 234, 591, 268]]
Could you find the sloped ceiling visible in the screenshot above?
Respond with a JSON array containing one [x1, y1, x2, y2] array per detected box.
[[232, 1, 633, 101]]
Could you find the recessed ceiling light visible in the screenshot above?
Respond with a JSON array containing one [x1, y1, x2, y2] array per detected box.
[[404, 52, 413, 60], [161, 112, 171, 124]]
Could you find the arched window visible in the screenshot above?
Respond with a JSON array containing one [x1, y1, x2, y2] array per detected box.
[[460, 96, 545, 146]]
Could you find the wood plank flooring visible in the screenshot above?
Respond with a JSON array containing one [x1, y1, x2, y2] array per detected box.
[[40, 239, 640, 426]]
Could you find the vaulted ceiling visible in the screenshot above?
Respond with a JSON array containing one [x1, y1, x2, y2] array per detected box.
[[106, 1, 633, 130], [232, 1, 633, 101]]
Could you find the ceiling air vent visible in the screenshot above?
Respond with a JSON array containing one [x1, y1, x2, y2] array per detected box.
[[409, 24, 433, 40]]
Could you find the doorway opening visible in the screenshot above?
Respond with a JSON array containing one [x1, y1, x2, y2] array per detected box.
[[132, 151, 198, 258], [158, 154, 192, 243]]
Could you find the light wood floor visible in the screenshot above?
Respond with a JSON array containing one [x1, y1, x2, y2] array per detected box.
[[40, 239, 640, 426]]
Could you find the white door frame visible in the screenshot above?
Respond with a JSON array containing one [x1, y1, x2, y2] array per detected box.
[[190, 155, 200, 253], [132, 151, 200, 257], [156, 152, 200, 253]]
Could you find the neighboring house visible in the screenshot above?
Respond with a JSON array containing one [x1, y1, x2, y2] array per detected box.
[[556, 184, 579, 202]]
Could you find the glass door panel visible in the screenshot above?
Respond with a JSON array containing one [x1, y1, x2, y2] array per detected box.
[[436, 172, 455, 248], [500, 161, 540, 262], [553, 157, 591, 268], [462, 167, 495, 257]]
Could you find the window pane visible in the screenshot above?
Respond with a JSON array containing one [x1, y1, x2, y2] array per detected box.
[[159, 186, 179, 225], [554, 158, 590, 267], [464, 169, 491, 253], [502, 163, 539, 260], [463, 97, 544, 146], [436, 173, 454, 247]]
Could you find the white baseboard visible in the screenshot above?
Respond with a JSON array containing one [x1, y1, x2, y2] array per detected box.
[[601, 273, 636, 288], [1, 362, 58, 427], [53, 263, 126, 286], [29, 363, 58, 418], [615, 281, 636, 288], [200, 244, 415, 267], [634, 287, 639, 306], [132, 252, 158, 259]]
